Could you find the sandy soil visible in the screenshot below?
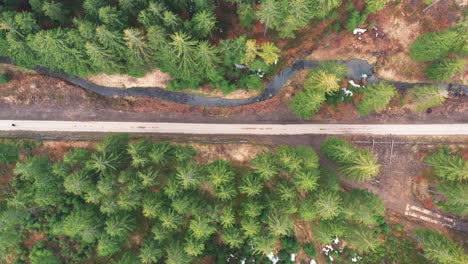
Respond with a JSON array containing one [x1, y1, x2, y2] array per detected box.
[[87, 70, 171, 89], [190, 143, 268, 165]]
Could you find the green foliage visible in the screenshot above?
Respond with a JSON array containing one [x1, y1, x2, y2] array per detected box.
[[342, 189, 385, 225], [437, 182, 468, 216], [345, 225, 381, 253], [365, 0, 390, 13], [414, 229, 466, 264], [405, 85, 448, 112], [29, 245, 60, 264], [424, 148, 467, 182], [321, 137, 380, 182], [346, 10, 367, 33], [357, 82, 396, 116], [0, 143, 18, 163], [290, 62, 347, 119], [409, 30, 459, 62], [290, 89, 326, 119], [0, 73, 10, 83], [425, 58, 464, 81], [0, 136, 390, 263]]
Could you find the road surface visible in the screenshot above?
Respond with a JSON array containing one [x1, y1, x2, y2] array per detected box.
[[2, 120, 468, 136]]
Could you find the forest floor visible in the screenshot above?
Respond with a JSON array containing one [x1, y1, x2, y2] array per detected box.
[[0, 70, 466, 123]]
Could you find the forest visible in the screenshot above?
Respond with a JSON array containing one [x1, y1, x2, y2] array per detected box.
[[0, 0, 397, 93], [0, 136, 466, 263]]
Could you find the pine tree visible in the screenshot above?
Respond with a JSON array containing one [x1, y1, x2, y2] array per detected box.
[[405, 85, 448, 112], [239, 173, 263, 197], [139, 241, 163, 264], [305, 70, 341, 95], [169, 32, 198, 80], [425, 58, 464, 81], [409, 30, 459, 62], [357, 82, 397, 116], [290, 89, 326, 119], [105, 214, 136, 238], [345, 225, 381, 253], [195, 41, 219, 75], [424, 149, 467, 182], [314, 192, 342, 220], [258, 42, 280, 65], [256, 0, 283, 35], [414, 229, 466, 264], [251, 152, 278, 180], [42, 1, 68, 24], [192, 10, 216, 38]]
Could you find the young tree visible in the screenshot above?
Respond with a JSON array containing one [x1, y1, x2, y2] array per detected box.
[[405, 85, 448, 113], [305, 70, 341, 95], [424, 149, 467, 182], [63, 170, 92, 196], [357, 82, 397, 116], [222, 227, 244, 249], [294, 169, 320, 193], [321, 137, 380, 182], [409, 30, 459, 62], [105, 214, 136, 238], [239, 173, 263, 197], [437, 183, 468, 216], [414, 229, 466, 264], [339, 150, 380, 182], [195, 41, 219, 75], [42, 1, 68, 24], [176, 163, 201, 190], [189, 216, 216, 240], [251, 234, 277, 256], [258, 42, 280, 65], [425, 58, 464, 81], [345, 225, 381, 253], [266, 210, 293, 237], [251, 152, 278, 180], [83, 0, 107, 20], [184, 236, 205, 256], [62, 209, 101, 243], [169, 32, 198, 80], [341, 189, 385, 226], [139, 240, 163, 264], [191, 10, 216, 38], [290, 90, 326, 119], [98, 6, 125, 31], [256, 0, 282, 35], [314, 192, 342, 220], [312, 220, 346, 245]]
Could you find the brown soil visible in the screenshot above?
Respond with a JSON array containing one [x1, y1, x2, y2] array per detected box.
[[190, 143, 268, 166], [24, 232, 46, 249]]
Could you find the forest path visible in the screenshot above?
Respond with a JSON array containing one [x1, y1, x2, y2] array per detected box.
[[2, 121, 468, 136]]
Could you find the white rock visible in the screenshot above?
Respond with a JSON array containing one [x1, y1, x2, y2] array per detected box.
[[310, 260, 317, 264], [352, 257, 358, 262], [353, 28, 367, 34], [290, 254, 296, 262], [267, 252, 279, 264], [349, 80, 361, 88]]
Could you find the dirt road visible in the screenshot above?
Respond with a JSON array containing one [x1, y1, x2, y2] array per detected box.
[[2, 120, 468, 136]]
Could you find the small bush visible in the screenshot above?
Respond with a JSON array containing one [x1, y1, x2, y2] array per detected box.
[[302, 243, 316, 258], [424, 58, 464, 81], [0, 73, 10, 84], [239, 75, 262, 90], [365, 0, 391, 13], [346, 11, 368, 33]]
